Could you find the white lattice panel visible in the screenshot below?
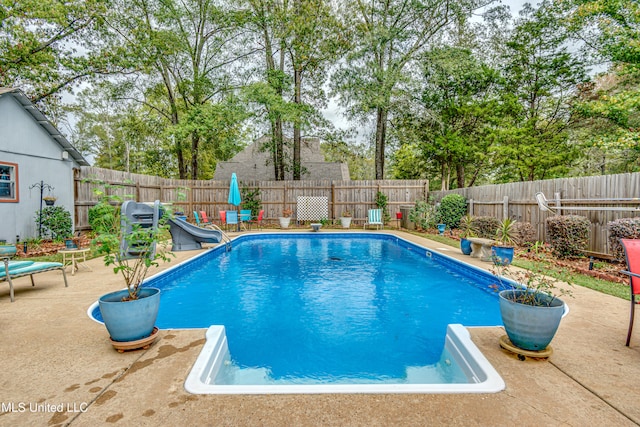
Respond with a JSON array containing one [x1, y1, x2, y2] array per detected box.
[[296, 196, 328, 221]]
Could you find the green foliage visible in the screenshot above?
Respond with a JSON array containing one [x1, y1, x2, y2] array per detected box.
[[607, 217, 640, 261], [436, 194, 467, 229], [491, 262, 572, 307], [546, 215, 591, 258], [512, 222, 537, 246], [374, 191, 390, 223], [36, 206, 72, 241], [495, 217, 517, 246], [85, 179, 173, 300], [459, 215, 478, 239], [409, 200, 438, 231], [241, 186, 262, 217], [471, 216, 501, 239]]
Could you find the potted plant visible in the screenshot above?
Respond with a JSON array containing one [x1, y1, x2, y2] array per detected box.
[[279, 208, 292, 229], [492, 218, 516, 266], [491, 264, 571, 352], [43, 196, 57, 206], [339, 210, 352, 228], [459, 215, 477, 255], [90, 187, 173, 350], [436, 223, 446, 235]]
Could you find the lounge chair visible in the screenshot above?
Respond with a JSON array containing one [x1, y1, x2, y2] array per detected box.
[[620, 239, 640, 346], [240, 210, 252, 229], [199, 211, 213, 226], [364, 208, 383, 230], [1, 259, 68, 302]]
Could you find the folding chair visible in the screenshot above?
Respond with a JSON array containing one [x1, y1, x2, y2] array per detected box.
[[620, 238, 640, 346], [226, 210, 240, 232], [248, 209, 264, 230], [364, 208, 383, 230], [240, 210, 252, 230]]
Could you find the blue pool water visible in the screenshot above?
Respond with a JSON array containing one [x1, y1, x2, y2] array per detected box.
[[92, 233, 505, 384]]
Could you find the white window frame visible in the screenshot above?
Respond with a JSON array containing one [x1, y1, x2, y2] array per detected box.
[[0, 161, 19, 203]]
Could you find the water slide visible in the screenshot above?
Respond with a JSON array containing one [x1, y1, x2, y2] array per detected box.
[[167, 218, 223, 251]]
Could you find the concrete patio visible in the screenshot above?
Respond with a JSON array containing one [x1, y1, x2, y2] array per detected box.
[[1, 230, 639, 426]]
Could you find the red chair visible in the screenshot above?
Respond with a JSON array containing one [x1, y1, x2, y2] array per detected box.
[[248, 209, 264, 230], [620, 238, 640, 346], [219, 211, 227, 229], [199, 211, 212, 226]]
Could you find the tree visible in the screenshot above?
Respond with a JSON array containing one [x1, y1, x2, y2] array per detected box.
[[103, 0, 250, 179], [395, 46, 501, 189], [0, 0, 110, 107], [332, 0, 487, 179], [492, 2, 589, 182]]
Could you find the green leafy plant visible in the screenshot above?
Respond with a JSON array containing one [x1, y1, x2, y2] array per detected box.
[[36, 206, 72, 241], [241, 186, 262, 217], [341, 210, 352, 217], [491, 262, 572, 307], [459, 215, 477, 239], [375, 191, 390, 223], [546, 215, 590, 258], [89, 181, 173, 301], [495, 218, 517, 247], [436, 194, 467, 229], [471, 216, 500, 239], [409, 200, 438, 230]]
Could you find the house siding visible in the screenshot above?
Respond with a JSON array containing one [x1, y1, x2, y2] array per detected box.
[[0, 94, 79, 243]]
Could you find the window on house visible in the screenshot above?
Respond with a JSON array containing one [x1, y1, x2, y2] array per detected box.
[[0, 162, 18, 202]]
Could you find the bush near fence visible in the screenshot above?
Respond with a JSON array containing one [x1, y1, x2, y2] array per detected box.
[[608, 217, 640, 261], [547, 215, 591, 259]]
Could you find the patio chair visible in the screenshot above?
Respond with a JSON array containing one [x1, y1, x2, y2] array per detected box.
[[1, 259, 68, 302], [620, 238, 640, 346], [199, 211, 213, 227], [248, 209, 264, 230], [193, 211, 202, 226], [364, 208, 383, 230], [240, 209, 252, 229], [219, 211, 226, 227], [226, 210, 240, 231]]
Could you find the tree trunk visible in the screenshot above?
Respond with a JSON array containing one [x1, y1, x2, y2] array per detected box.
[[374, 107, 387, 179], [191, 133, 200, 180], [293, 66, 302, 180], [456, 163, 465, 188]]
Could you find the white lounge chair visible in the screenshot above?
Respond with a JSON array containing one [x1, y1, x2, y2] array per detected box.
[[364, 208, 383, 230]]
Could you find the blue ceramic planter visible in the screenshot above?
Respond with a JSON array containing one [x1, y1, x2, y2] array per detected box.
[[98, 287, 160, 342], [460, 238, 472, 255], [437, 224, 446, 235], [499, 290, 565, 351]]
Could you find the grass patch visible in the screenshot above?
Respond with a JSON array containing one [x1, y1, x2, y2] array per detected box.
[[512, 259, 629, 301], [415, 230, 629, 301]]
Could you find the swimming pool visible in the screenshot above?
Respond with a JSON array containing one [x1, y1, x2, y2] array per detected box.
[[90, 232, 508, 393]]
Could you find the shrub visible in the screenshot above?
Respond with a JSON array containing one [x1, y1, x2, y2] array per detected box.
[[607, 217, 640, 261], [512, 222, 536, 246], [409, 200, 438, 230], [89, 201, 118, 236], [546, 215, 591, 258], [36, 206, 72, 241], [436, 194, 467, 229], [471, 216, 500, 239]]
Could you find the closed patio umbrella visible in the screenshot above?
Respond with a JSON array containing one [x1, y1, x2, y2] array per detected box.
[[228, 173, 241, 231]]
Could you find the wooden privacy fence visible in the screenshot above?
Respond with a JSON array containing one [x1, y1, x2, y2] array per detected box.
[[429, 173, 640, 256], [74, 167, 428, 229]]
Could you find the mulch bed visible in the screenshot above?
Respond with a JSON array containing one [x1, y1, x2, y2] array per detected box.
[[17, 235, 92, 258]]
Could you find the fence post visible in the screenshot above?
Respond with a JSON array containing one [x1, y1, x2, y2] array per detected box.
[[503, 196, 509, 219], [554, 192, 561, 215], [468, 199, 474, 215]]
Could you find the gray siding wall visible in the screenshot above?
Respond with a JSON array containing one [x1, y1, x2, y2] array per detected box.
[[0, 95, 78, 243]]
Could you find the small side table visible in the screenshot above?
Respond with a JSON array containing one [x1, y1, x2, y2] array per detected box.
[[58, 247, 92, 276]]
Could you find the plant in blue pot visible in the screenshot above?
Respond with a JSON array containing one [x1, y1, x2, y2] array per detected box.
[[491, 218, 516, 266], [458, 215, 477, 255], [90, 184, 173, 351], [491, 263, 572, 354]]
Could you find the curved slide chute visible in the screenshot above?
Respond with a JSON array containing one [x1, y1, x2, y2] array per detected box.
[[168, 218, 223, 251]]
